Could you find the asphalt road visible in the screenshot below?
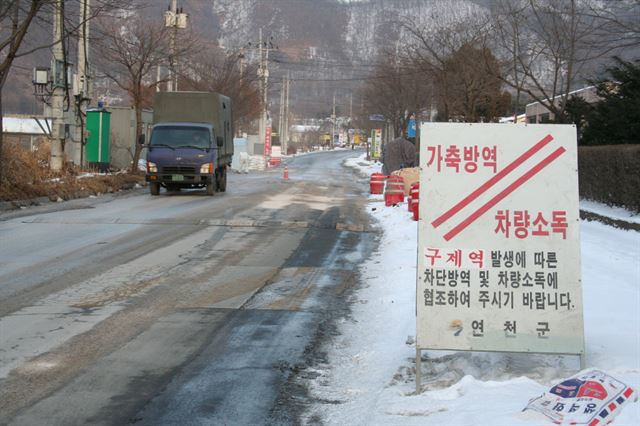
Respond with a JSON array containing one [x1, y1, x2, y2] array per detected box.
[[0, 149, 377, 425]]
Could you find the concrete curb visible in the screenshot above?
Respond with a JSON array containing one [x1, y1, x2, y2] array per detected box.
[[0, 182, 141, 212]]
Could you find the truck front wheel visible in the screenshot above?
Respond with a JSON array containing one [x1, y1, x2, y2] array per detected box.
[[150, 182, 160, 196], [206, 181, 215, 196], [217, 167, 227, 192]]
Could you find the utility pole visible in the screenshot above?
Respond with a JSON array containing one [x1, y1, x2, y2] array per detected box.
[[278, 74, 285, 149], [349, 93, 353, 120], [236, 48, 246, 137], [348, 93, 353, 146], [264, 32, 270, 160], [74, 0, 91, 167], [167, 0, 176, 91], [239, 48, 245, 81], [164, 0, 187, 92], [257, 28, 274, 164], [246, 29, 276, 162], [283, 72, 290, 155], [257, 29, 265, 163], [50, 0, 65, 171], [331, 91, 336, 148]]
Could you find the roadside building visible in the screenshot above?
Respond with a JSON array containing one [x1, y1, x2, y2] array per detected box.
[[1, 115, 50, 151], [289, 124, 320, 145], [499, 114, 527, 124], [525, 86, 599, 124]]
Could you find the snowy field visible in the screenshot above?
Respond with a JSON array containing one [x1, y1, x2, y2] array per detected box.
[[303, 154, 640, 425]]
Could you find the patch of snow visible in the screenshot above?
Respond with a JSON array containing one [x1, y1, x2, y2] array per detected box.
[[343, 152, 383, 177], [284, 148, 345, 159], [580, 200, 640, 224], [77, 172, 108, 179], [308, 157, 640, 425]]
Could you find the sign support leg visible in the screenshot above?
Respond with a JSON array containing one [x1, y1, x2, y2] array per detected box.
[[415, 347, 422, 394], [580, 353, 586, 370]]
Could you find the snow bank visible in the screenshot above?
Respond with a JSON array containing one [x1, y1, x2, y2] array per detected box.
[[343, 152, 382, 176], [304, 156, 640, 425], [580, 200, 640, 224]]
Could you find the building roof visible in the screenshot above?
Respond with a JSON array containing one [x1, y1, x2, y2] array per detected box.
[[525, 85, 596, 108], [291, 125, 320, 132], [2, 116, 51, 135], [498, 114, 527, 124]]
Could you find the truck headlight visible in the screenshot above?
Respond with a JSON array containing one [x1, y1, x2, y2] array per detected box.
[[200, 163, 213, 174], [147, 161, 157, 173]]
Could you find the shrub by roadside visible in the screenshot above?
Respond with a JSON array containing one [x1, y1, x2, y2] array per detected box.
[[578, 144, 640, 213], [0, 141, 143, 203]]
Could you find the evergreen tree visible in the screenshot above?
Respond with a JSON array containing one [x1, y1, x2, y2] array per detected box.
[[581, 58, 640, 146], [564, 96, 594, 143]]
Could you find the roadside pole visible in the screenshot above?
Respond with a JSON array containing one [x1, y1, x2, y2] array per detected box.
[[279, 75, 285, 149], [164, 0, 187, 92], [284, 72, 290, 155], [332, 92, 336, 148], [74, 0, 90, 167], [167, 0, 176, 92], [50, 0, 65, 172], [258, 29, 265, 164]]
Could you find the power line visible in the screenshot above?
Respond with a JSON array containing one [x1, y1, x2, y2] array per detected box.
[[283, 68, 427, 83], [271, 57, 415, 71]]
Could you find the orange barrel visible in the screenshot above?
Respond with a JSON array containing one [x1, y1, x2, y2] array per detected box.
[[370, 172, 386, 194], [410, 182, 420, 221], [384, 175, 405, 206]]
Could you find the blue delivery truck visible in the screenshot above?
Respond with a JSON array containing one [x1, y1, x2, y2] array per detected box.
[[143, 91, 233, 196]]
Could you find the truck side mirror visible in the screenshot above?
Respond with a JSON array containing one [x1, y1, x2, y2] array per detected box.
[[216, 136, 223, 147], [138, 134, 146, 145]]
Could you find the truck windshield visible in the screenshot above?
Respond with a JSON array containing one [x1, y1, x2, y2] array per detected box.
[[150, 126, 211, 149]]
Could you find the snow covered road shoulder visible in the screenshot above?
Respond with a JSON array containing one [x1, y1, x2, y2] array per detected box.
[[302, 155, 640, 425]]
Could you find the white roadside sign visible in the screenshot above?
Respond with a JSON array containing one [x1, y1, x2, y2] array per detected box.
[[417, 123, 584, 356]]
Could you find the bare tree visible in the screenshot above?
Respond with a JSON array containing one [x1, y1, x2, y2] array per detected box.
[[581, 0, 640, 54], [441, 43, 511, 122], [180, 44, 262, 134], [359, 53, 431, 136], [491, 0, 530, 119], [489, 0, 631, 122], [0, 0, 50, 182], [400, 2, 492, 121], [1, 0, 133, 181], [94, 14, 194, 172]]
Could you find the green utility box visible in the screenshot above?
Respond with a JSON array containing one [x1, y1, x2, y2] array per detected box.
[[86, 109, 111, 170]]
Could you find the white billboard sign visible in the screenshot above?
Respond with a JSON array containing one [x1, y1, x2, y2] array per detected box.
[[417, 123, 584, 355]]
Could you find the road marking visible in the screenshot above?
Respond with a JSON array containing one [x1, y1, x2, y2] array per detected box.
[[19, 218, 374, 232]]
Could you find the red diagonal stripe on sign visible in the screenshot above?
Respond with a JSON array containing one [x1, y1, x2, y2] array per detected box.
[[432, 134, 554, 228], [442, 147, 566, 241]]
